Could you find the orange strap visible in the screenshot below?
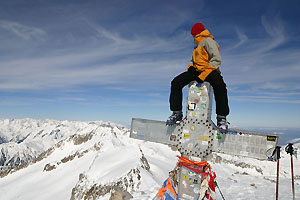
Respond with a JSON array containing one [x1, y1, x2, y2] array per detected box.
[[157, 188, 167, 198], [156, 179, 178, 199], [177, 156, 208, 167]]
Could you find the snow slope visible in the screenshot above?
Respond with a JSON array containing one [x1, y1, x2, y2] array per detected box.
[[0, 118, 299, 200], [0, 118, 122, 167]]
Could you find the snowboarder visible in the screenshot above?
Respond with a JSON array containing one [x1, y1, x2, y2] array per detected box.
[[166, 22, 230, 132]]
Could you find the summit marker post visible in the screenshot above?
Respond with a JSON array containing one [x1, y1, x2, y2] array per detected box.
[[130, 82, 279, 199]]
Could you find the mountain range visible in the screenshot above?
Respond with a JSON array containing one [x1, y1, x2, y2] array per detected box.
[[0, 118, 299, 199]]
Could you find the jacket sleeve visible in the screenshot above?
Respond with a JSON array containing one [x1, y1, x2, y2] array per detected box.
[[204, 38, 221, 69]]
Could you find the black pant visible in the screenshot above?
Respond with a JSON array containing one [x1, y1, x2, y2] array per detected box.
[[169, 70, 229, 116]]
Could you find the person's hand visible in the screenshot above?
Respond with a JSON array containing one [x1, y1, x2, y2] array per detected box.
[[188, 66, 197, 73]]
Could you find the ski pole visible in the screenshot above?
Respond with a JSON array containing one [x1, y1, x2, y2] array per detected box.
[[272, 146, 281, 200], [291, 154, 295, 200], [215, 181, 226, 200], [285, 143, 295, 200]]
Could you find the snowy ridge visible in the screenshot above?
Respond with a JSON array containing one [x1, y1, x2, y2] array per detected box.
[[0, 118, 299, 199], [0, 118, 124, 167], [0, 118, 178, 200]]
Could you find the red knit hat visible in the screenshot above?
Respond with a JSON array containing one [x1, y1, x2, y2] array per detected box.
[[191, 23, 205, 35]]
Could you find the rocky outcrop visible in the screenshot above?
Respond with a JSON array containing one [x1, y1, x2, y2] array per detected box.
[[70, 150, 150, 200]]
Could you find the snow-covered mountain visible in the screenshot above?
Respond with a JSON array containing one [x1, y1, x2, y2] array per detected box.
[[0, 118, 299, 200], [0, 118, 127, 167]]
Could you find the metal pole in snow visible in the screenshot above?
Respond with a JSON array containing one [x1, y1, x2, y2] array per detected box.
[[290, 154, 295, 200], [274, 146, 281, 200], [276, 159, 279, 200], [285, 143, 295, 200]]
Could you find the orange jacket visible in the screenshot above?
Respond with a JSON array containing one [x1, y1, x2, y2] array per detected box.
[[187, 29, 221, 81]]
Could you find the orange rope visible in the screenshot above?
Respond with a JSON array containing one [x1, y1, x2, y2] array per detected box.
[[177, 156, 208, 167]]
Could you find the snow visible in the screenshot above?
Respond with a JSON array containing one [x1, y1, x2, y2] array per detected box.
[[0, 118, 299, 200], [290, 138, 300, 144]]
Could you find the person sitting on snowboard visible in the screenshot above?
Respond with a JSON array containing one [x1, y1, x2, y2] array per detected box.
[[166, 22, 230, 132]]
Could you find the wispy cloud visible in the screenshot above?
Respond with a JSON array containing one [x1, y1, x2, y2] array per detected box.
[[85, 20, 130, 44], [230, 95, 300, 104], [261, 14, 285, 51], [1, 13, 299, 109], [0, 0, 299, 128], [221, 13, 300, 104], [231, 28, 248, 49], [0, 20, 46, 40], [224, 14, 288, 80], [0, 20, 188, 91]]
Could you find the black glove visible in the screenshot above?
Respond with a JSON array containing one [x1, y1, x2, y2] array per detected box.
[[188, 66, 197, 74]]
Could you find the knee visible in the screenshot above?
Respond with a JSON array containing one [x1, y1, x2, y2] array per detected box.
[[171, 77, 183, 89], [210, 76, 227, 90], [215, 79, 227, 88]]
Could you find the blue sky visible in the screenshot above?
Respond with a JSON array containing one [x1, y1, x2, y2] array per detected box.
[[0, 0, 300, 129]]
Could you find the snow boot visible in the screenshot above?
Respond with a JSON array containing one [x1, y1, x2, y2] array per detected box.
[[217, 115, 229, 133], [166, 112, 183, 125]]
